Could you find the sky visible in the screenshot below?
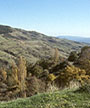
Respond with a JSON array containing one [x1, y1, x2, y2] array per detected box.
[[0, 0, 90, 37]]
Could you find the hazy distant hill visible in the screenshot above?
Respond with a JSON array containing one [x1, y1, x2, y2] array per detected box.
[[57, 36, 90, 43], [0, 25, 89, 66]]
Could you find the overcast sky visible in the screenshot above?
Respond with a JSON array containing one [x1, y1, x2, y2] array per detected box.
[[0, 0, 90, 37]]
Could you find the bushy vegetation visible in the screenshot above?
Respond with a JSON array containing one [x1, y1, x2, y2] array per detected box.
[[68, 51, 78, 62], [56, 65, 89, 87], [0, 46, 90, 102]]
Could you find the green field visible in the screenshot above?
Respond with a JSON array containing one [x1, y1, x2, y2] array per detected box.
[[0, 88, 90, 108]]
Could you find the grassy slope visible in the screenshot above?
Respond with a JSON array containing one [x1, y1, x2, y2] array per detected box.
[[0, 89, 90, 108], [0, 25, 89, 66]]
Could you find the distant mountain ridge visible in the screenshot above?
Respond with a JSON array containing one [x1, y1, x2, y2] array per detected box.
[[0, 25, 89, 66], [57, 36, 90, 43]]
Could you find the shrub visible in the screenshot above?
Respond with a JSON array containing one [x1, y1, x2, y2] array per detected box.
[[76, 46, 90, 76], [81, 46, 90, 53], [56, 65, 89, 87], [68, 51, 78, 62], [7, 63, 19, 87], [17, 56, 27, 98], [31, 65, 43, 78], [77, 83, 90, 93], [48, 74, 56, 81], [26, 76, 39, 96], [6, 63, 20, 99], [36, 59, 49, 69], [53, 48, 59, 63], [0, 68, 7, 82]]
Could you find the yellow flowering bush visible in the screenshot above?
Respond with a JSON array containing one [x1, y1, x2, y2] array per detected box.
[[48, 74, 56, 81]]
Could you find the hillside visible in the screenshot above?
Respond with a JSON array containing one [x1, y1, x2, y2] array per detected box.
[[0, 25, 89, 66], [0, 88, 90, 108]]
